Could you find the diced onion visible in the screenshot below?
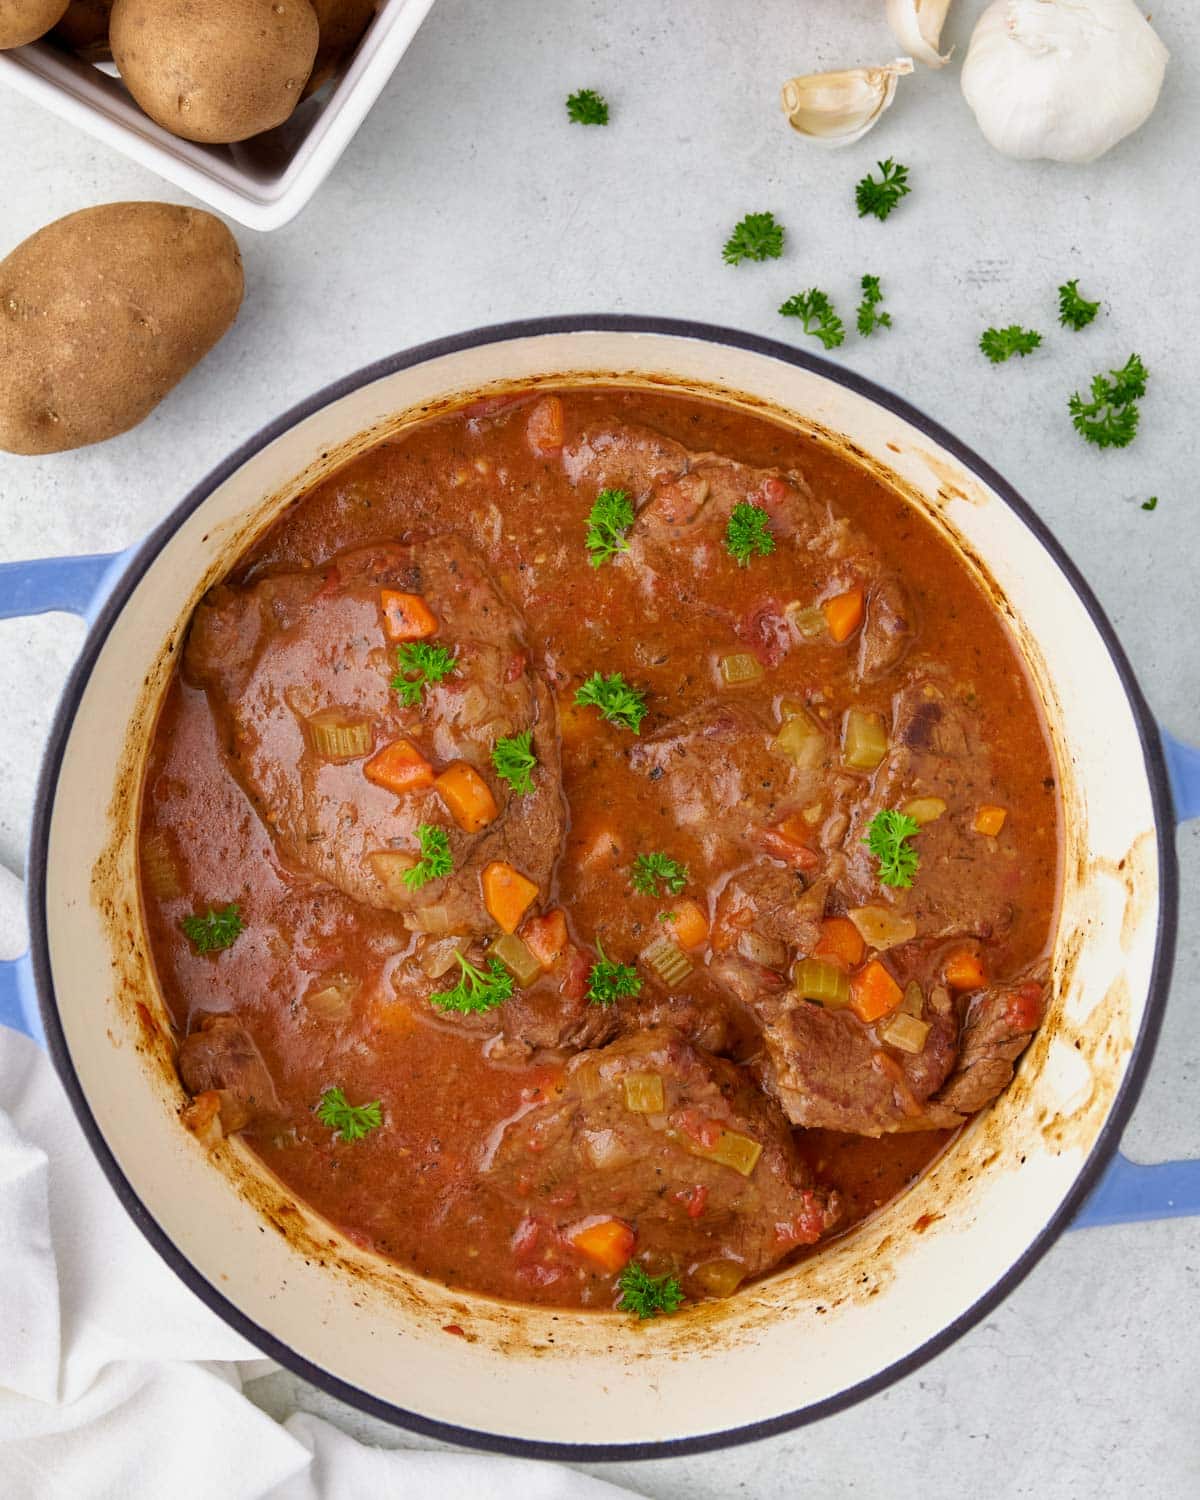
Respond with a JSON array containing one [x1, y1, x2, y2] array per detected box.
[[582, 1127, 633, 1170], [900, 980, 924, 1017], [487, 932, 542, 987], [406, 903, 453, 934], [419, 936, 467, 979], [141, 829, 181, 900], [771, 713, 826, 769], [901, 796, 947, 825], [694, 1258, 747, 1297], [793, 957, 851, 1008], [303, 971, 360, 1020], [623, 1071, 666, 1114], [847, 905, 918, 951], [785, 601, 826, 639], [369, 849, 418, 901], [880, 1011, 930, 1054], [736, 929, 788, 970], [641, 934, 693, 988], [306, 710, 373, 762], [842, 708, 888, 770], [718, 652, 765, 686]]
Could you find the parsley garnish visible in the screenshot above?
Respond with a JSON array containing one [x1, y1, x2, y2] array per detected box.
[[316, 1086, 383, 1142], [575, 671, 648, 733], [1068, 353, 1148, 449], [585, 487, 635, 567], [779, 288, 845, 350], [631, 852, 689, 897], [1142, 496, 1158, 512], [587, 939, 642, 1006], [856, 274, 892, 337], [181, 902, 244, 953], [492, 729, 537, 794], [430, 953, 514, 1014], [616, 1263, 685, 1319], [863, 809, 921, 889], [1058, 279, 1100, 331], [566, 88, 609, 126], [724, 501, 775, 566], [391, 641, 456, 706], [722, 211, 784, 265], [855, 159, 910, 221], [980, 326, 1043, 364], [403, 824, 453, 890]]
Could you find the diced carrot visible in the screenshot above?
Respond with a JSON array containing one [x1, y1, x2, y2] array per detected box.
[[522, 908, 569, 969], [822, 585, 865, 644], [662, 898, 709, 952], [526, 394, 565, 457], [380, 590, 437, 642], [812, 915, 865, 971], [944, 948, 988, 991], [973, 803, 1008, 837], [434, 762, 498, 833], [568, 1217, 636, 1273], [850, 959, 903, 1024], [758, 814, 820, 871], [363, 737, 434, 795], [482, 861, 540, 934]]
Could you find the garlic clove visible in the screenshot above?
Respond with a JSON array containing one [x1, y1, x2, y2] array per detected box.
[[781, 59, 914, 147], [961, 0, 1168, 164], [886, 0, 955, 69]]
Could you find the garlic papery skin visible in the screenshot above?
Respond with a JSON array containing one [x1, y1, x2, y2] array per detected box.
[[781, 59, 914, 146], [886, 0, 954, 68], [961, 0, 1168, 163]]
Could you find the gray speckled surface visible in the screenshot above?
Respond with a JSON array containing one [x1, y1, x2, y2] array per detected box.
[[1, 0, 1197, 1493]]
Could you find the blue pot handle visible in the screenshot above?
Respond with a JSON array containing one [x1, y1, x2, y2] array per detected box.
[[1074, 723, 1200, 1228], [0, 550, 1197, 1226], [0, 550, 124, 1044]]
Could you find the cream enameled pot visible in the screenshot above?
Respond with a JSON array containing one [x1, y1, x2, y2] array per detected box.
[[1, 319, 1198, 1459]]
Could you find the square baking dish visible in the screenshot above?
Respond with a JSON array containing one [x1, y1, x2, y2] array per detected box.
[[0, 0, 437, 232]]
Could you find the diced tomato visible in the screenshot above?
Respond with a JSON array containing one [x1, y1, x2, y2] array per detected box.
[[758, 815, 820, 871], [775, 1191, 827, 1246], [559, 947, 590, 1003], [522, 908, 569, 970], [761, 475, 790, 507], [737, 599, 790, 667], [687, 1184, 709, 1219], [672, 1107, 723, 1151], [511, 1217, 541, 1258], [1005, 981, 1045, 1033], [526, 395, 565, 457], [504, 651, 527, 684]]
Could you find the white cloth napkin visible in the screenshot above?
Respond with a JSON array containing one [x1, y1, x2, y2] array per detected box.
[[0, 867, 635, 1500]]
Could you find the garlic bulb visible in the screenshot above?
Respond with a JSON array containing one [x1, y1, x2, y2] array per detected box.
[[781, 59, 913, 146], [961, 0, 1168, 163], [886, 0, 954, 68]]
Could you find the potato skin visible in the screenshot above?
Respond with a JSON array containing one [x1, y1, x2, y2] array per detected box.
[[303, 0, 375, 98], [0, 0, 70, 49], [0, 202, 243, 456], [110, 0, 318, 144], [50, 0, 112, 59]]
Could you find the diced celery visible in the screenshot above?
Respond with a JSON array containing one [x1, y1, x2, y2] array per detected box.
[[708, 1129, 763, 1177], [487, 932, 542, 987], [623, 1071, 666, 1114], [641, 935, 693, 988], [901, 981, 924, 1017], [785, 601, 826, 639], [141, 829, 181, 900], [307, 710, 373, 761], [718, 652, 764, 686], [842, 708, 888, 770], [793, 958, 851, 1008]]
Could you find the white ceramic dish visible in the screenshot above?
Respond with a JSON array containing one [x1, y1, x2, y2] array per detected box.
[[1, 319, 1198, 1458], [0, 0, 437, 231]]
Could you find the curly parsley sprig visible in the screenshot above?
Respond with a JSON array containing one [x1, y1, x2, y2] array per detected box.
[[587, 940, 642, 1006], [855, 159, 910, 222], [403, 824, 453, 890], [392, 641, 457, 706], [616, 1263, 686, 1319], [316, 1087, 383, 1142], [430, 954, 514, 1014], [585, 487, 635, 567], [574, 671, 648, 732], [631, 852, 689, 897], [566, 88, 609, 126], [779, 288, 845, 350], [492, 730, 537, 794], [1068, 353, 1148, 449], [722, 211, 784, 265], [980, 325, 1043, 364], [863, 809, 922, 889], [1058, 279, 1100, 331], [181, 902, 244, 954], [856, 274, 892, 337], [724, 501, 775, 566]]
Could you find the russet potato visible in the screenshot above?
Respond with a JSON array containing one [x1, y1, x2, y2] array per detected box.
[[0, 0, 70, 49], [110, 0, 318, 144], [0, 202, 243, 455]]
